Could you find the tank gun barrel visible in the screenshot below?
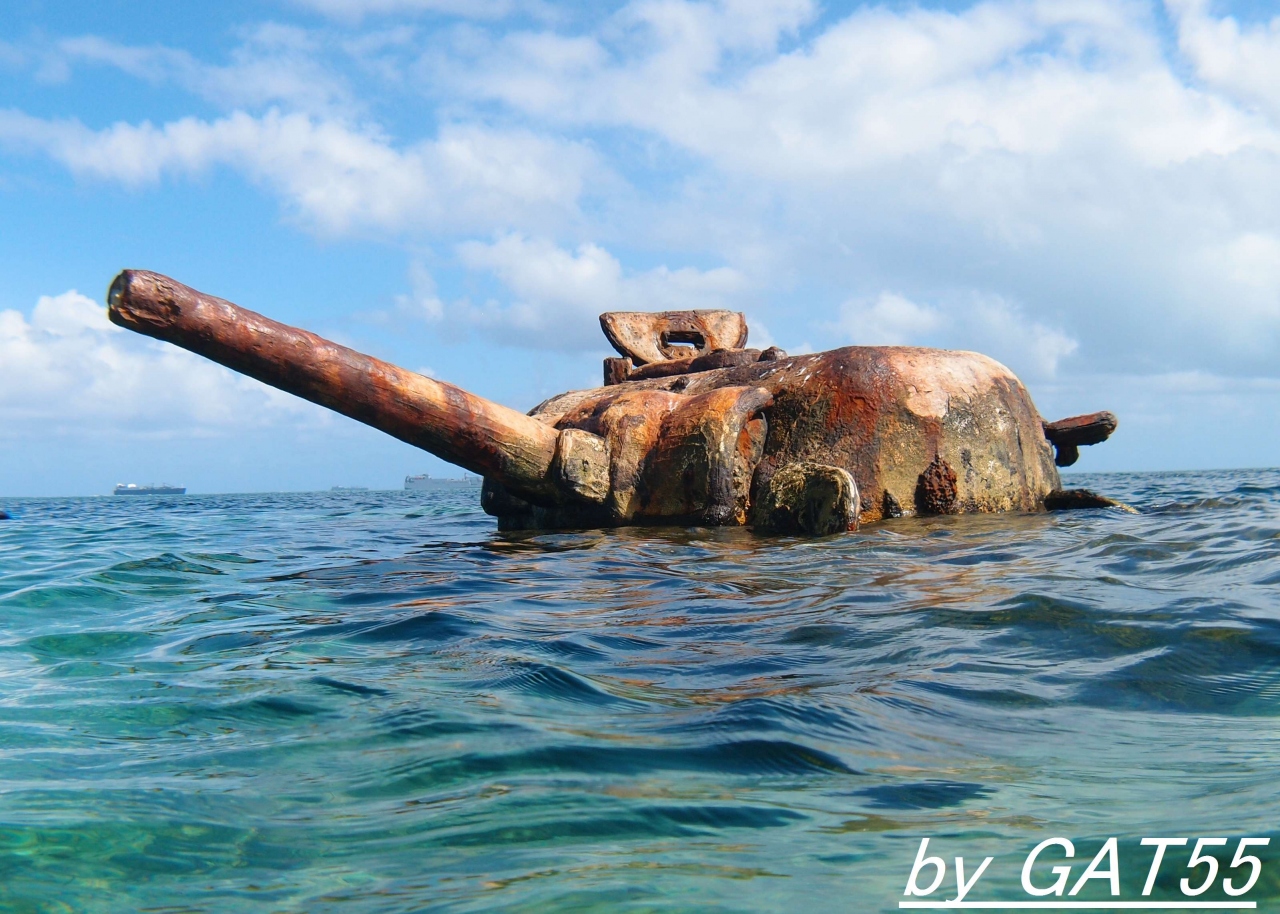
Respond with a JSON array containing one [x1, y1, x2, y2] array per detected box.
[[106, 270, 564, 502]]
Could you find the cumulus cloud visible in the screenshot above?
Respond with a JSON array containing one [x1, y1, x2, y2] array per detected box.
[[963, 295, 1079, 380], [838, 292, 942, 346], [1186, 231, 1280, 327], [837, 291, 1077, 380], [437, 233, 746, 349], [0, 291, 325, 434], [0, 109, 597, 235], [409, 0, 1280, 378], [447, 0, 1274, 174], [5, 0, 1280, 388], [1170, 0, 1280, 119]]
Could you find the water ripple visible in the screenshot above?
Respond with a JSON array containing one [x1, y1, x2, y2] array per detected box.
[[0, 472, 1278, 911]]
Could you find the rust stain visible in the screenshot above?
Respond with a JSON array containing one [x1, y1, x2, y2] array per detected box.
[[915, 454, 959, 515]]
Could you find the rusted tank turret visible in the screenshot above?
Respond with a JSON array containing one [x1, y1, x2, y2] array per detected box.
[[106, 271, 1118, 535]]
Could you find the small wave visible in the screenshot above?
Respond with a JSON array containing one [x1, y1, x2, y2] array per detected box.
[[179, 630, 271, 655], [0, 583, 133, 612], [440, 803, 805, 849], [1232, 483, 1280, 497], [346, 610, 479, 644], [674, 696, 876, 742], [1077, 623, 1280, 714], [189, 552, 262, 565], [358, 738, 857, 797], [374, 707, 511, 741], [107, 553, 226, 576], [1146, 497, 1247, 514], [208, 695, 330, 724], [913, 680, 1055, 709], [492, 661, 630, 706], [23, 629, 161, 661], [853, 781, 994, 810], [312, 676, 391, 698]]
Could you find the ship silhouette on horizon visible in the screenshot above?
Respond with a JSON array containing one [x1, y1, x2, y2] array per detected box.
[[114, 483, 186, 496]]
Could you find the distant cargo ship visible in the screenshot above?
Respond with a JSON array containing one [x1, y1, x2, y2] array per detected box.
[[405, 474, 480, 491], [114, 483, 186, 495], [330, 486, 369, 492]]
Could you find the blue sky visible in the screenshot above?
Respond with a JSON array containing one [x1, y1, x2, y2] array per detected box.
[[2, 0, 1278, 495]]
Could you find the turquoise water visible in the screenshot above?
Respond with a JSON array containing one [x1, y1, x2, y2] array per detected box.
[[1, 469, 1278, 912]]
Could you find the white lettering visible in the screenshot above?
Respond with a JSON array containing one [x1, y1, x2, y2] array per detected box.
[[909, 834, 1268, 905], [1224, 838, 1270, 896], [905, 838, 946, 897], [1141, 838, 1188, 896], [1182, 838, 1229, 896], [1070, 837, 1120, 896], [1022, 837, 1075, 897], [954, 855, 994, 902]]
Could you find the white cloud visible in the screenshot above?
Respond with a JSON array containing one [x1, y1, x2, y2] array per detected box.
[[1188, 231, 1280, 321], [0, 291, 325, 433], [836, 291, 1076, 380], [397, 258, 446, 321], [450, 0, 1276, 175], [618, 0, 816, 59], [0, 109, 597, 235], [741, 314, 778, 350], [55, 26, 354, 116], [838, 292, 942, 346], [965, 294, 1079, 380], [6, 0, 1280, 389], [441, 233, 746, 349], [360, 0, 1272, 377], [1170, 0, 1280, 119], [290, 0, 537, 22]]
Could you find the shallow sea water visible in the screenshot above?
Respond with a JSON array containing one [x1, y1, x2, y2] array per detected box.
[[1, 469, 1279, 912]]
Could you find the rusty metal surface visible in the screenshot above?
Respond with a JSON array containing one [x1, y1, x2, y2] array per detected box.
[[626, 348, 764, 381], [600, 310, 748, 365], [915, 454, 959, 515], [751, 463, 859, 536], [106, 270, 567, 503], [1045, 488, 1136, 512], [106, 270, 1113, 535], [1044, 411, 1118, 446], [1044, 411, 1119, 467], [603, 357, 631, 386], [533, 346, 1061, 525]]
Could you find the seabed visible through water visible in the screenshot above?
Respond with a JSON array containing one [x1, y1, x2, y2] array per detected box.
[[1, 468, 1278, 912]]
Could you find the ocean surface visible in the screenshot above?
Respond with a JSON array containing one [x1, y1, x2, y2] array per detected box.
[[1, 468, 1278, 912]]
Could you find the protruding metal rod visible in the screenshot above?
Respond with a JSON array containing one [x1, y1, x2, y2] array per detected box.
[[107, 270, 563, 502], [1043, 411, 1118, 468]]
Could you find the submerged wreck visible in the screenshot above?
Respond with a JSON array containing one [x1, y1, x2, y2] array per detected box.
[[107, 270, 1119, 535]]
